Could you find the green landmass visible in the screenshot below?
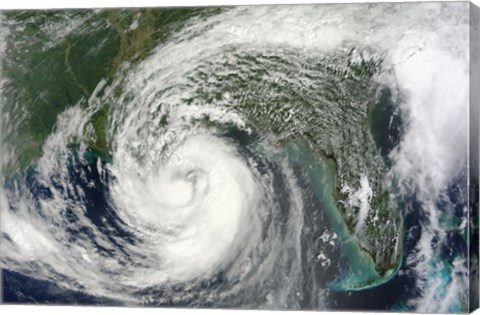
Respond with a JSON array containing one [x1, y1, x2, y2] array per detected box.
[[1, 8, 221, 177], [184, 49, 402, 275]]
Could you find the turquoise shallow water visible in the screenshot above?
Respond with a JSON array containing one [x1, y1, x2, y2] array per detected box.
[[0, 4, 473, 312], [284, 140, 401, 291]]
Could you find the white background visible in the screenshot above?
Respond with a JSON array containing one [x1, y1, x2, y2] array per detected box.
[[0, 0, 479, 315]]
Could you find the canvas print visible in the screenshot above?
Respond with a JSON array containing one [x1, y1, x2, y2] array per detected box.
[[0, 1, 479, 313]]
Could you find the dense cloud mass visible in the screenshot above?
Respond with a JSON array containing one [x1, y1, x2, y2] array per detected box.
[[0, 3, 472, 312]]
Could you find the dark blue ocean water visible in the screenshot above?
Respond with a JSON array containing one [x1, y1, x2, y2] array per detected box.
[[2, 93, 472, 311]]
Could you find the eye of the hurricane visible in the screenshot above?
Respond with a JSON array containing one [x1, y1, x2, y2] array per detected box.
[[109, 134, 263, 283], [152, 168, 201, 208]]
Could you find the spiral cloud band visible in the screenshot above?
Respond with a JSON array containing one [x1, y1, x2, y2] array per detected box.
[[0, 2, 473, 312]]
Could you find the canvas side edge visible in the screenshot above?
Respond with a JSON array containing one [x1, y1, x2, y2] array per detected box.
[[469, 2, 480, 313]]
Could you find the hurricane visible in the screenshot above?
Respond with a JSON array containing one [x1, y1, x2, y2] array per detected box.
[[0, 2, 474, 312]]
